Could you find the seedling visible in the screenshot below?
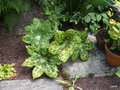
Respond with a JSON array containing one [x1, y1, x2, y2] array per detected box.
[[57, 72, 83, 90]]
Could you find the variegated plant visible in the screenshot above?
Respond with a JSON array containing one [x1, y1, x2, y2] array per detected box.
[[49, 29, 94, 62], [22, 18, 94, 79], [0, 64, 16, 80], [22, 18, 59, 79]]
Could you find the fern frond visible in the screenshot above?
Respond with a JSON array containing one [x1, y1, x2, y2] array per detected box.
[[0, 0, 30, 33], [4, 11, 20, 33]]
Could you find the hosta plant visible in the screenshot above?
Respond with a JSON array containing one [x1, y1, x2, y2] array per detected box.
[[43, 0, 114, 26], [0, 64, 16, 80], [108, 19, 120, 51], [49, 29, 94, 62], [22, 18, 94, 79], [22, 18, 59, 79], [82, 11, 112, 34]]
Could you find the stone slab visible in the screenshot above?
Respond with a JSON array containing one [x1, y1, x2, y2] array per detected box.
[[62, 46, 120, 78], [0, 78, 63, 90]]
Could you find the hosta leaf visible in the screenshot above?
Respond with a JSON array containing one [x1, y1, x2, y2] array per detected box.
[[22, 18, 55, 55], [71, 49, 79, 61], [32, 66, 44, 79], [44, 63, 58, 78], [50, 56, 63, 65], [49, 41, 66, 55], [79, 49, 89, 61], [88, 13, 96, 21], [26, 45, 40, 56], [96, 14, 102, 22], [89, 24, 95, 33], [54, 31, 65, 43], [84, 40, 94, 50], [78, 29, 88, 40], [102, 18, 109, 25], [65, 29, 77, 39], [83, 15, 91, 23], [22, 56, 40, 68], [101, 13, 108, 19], [59, 45, 74, 62]]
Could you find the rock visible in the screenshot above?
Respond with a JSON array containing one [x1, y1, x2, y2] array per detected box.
[[62, 46, 120, 78], [0, 78, 63, 90]]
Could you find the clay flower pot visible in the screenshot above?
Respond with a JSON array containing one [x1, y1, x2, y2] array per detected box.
[[105, 44, 120, 66], [96, 29, 107, 50]]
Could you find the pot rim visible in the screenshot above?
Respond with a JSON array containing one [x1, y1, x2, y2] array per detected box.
[[97, 29, 108, 36], [105, 44, 120, 58], [98, 28, 108, 31]]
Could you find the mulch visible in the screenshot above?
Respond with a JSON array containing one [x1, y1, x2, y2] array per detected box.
[[0, 35, 32, 80], [64, 77, 120, 90]]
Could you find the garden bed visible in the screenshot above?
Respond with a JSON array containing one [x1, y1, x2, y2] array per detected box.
[[0, 35, 120, 90], [64, 77, 120, 90], [0, 35, 32, 80]]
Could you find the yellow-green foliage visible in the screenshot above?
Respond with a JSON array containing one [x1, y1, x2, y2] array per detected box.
[[0, 64, 16, 80]]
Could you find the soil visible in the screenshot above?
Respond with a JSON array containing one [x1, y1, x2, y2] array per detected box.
[[111, 50, 120, 56], [60, 22, 83, 31], [97, 30, 109, 41], [0, 35, 32, 80], [108, 46, 120, 56], [0, 35, 63, 80], [64, 77, 120, 90]]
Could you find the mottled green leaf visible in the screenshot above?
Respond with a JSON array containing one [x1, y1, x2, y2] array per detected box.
[[22, 57, 40, 68], [32, 66, 44, 79], [0, 64, 16, 80], [44, 63, 58, 78], [71, 49, 79, 61], [80, 49, 89, 61], [84, 40, 94, 50], [59, 45, 74, 62]]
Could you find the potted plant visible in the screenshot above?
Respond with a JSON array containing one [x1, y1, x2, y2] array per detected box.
[[96, 29, 110, 49], [95, 9, 114, 49], [105, 19, 120, 66]]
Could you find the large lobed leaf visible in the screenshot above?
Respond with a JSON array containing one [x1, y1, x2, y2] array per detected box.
[[22, 18, 60, 79], [49, 29, 94, 62], [22, 18, 55, 56]]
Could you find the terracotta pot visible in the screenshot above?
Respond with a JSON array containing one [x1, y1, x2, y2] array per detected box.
[[96, 29, 107, 50], [105, 44, 120, 66]]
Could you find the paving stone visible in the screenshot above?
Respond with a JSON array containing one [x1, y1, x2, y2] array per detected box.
[[0, 78, 63, 90], [62, 35, 120, 78], [62, 46, 120, 78]]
